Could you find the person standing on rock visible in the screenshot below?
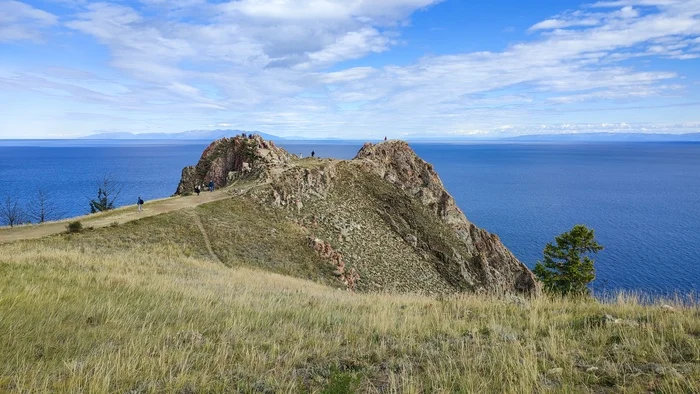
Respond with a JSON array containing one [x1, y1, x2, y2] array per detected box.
[[311, 150, 315, 158], [137, 196, 144, 212]]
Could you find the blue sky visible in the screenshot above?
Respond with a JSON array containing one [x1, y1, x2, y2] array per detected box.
[[1, 0, 699, 139]]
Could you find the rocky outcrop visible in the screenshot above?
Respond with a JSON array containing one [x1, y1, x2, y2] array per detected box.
[[353, 141, 539, 295], [175, 134, 292, 195], [308, 236, 360, 291], [176, 135, 539, 296]]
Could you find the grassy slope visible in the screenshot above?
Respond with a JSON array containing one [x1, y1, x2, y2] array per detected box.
[[0, 201, 699, 393]]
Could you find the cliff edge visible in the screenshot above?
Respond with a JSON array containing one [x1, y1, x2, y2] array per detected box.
[[176, 134, 539, 296]]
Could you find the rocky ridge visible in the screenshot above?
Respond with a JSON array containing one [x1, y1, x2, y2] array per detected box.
[[176, 134, 539, 296]]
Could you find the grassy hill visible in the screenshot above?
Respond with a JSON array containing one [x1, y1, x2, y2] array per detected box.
[[1, 136, 698, 392], [0, 196, 699, 393]]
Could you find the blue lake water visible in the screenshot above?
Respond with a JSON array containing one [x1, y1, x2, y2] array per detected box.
[[1, 140, 699, 295]]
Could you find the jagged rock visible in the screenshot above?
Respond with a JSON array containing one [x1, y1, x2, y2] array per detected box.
[[307, 236, 359, 291], [176, 135, 540, 296], [175, 134, 291, 195], [353, 141, 539, 296]]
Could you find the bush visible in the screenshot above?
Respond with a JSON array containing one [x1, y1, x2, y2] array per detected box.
[[66, 221, 83, 234]]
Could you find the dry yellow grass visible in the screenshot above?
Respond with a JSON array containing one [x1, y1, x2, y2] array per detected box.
[[0, 234, 698, 393]]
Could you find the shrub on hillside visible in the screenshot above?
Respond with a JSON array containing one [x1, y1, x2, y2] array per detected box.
[[66, 221, 83, 234]]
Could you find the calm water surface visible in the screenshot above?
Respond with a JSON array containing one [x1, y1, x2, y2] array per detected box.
[[1, 140, 698, 295]]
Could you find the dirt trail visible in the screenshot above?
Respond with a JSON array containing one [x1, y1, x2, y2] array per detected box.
[[192, 213, 221, 263], [0, 191, 231, 244]]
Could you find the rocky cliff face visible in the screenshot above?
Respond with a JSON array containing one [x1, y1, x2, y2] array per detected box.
[[176, 135, 539, 296]]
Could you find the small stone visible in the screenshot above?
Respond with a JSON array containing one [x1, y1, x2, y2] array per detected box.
[[586, 366, 599, 373], [601, 314, 638, 327], [654, 366, 681, 377], [506, 294, 527, 308], [546, 368, 564, 376], [602, 314, 620, 324], [661, 304, 677, 312]]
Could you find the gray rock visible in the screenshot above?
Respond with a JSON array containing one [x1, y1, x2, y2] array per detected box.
[[405, 234, 418, 248]]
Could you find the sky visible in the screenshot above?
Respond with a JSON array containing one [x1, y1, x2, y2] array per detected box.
[[0, 0, 699, 139]]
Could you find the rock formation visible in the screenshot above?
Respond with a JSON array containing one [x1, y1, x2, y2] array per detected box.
[[175, 134, 291, 195], [176, 135, 539, 296], [353, 141, 538, 295]]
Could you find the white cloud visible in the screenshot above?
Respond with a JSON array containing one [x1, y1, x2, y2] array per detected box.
[[529, 17, 602, 31], [220, 0, 441, 24], [320, 67, 377, 84], [0, 0, 58, 42]]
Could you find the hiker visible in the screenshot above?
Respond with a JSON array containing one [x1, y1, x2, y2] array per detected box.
[[311, 150, 315, 158], [299, 153, 303, 159], [209, 180, 215, 192], [195, 185, 201, 196], [384, 136, 387, 141], [137, 196, 144, 212]]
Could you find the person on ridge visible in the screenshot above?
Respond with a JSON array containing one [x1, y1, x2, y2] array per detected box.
[[209, 180, 215, 192], [137, 196, 144, 212], [194, 185, 201, 196], [311, 150, 315, 158]]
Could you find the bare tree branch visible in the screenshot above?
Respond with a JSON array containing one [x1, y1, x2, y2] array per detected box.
[[1, 195, 25, 227], [27, 188, 66, 223]]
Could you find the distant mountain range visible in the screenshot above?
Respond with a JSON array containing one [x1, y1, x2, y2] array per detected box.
[[504, 132, 700, 142], [83, 129, 284, 141], [82, 130, 700, 142]]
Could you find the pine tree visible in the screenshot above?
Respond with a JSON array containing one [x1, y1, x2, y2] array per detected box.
[[533, 225, 604, 296]]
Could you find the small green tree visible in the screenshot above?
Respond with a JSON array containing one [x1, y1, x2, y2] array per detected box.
[[89, 175, 122, 213], [534, 224, 603, 296]]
